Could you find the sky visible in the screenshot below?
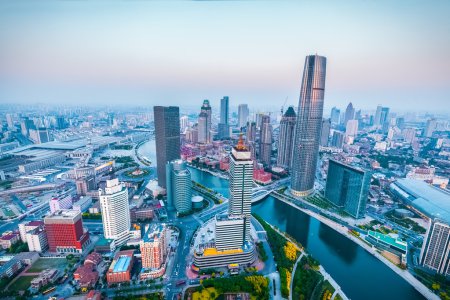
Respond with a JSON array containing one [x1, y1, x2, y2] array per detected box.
[[0, 1, 449, 112]]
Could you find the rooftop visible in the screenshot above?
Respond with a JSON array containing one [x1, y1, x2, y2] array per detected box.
[[113, 256, 131, 273], [392, 178, 450, 223], [368, 230, 407, 251]]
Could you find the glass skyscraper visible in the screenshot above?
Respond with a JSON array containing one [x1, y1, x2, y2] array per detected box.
[[325, 159, 371, 219], [154, 106, 180, 188], [291, 55, 327, 196]]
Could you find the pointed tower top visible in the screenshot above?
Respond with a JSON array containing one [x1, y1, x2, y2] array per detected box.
[[235, 133, 247, 151]]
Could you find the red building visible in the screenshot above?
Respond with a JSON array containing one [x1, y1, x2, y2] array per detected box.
[[253, 168, 272, 185], [44, 210, 90, 254], [107, 250, 134, 284]]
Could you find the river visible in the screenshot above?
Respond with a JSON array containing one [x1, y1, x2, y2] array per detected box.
[[188, 167, 425, 300]]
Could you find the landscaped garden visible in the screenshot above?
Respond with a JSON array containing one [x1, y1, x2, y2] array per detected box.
[[124, 167, 151, 178]]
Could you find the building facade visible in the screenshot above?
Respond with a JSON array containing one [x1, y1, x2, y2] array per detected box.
[[420, 221, 450, 275], [154, 106, 181, 188], [325, 159, 371, 218], [99, 178, 131, 246], [197, 100, 212, 143], [258, 115, 272, 167], [276, 107, 296, 169], [218, 96, 230, 139], [238, 104, 249, 129], [320, 118, 331, 147], [291, 55, 327, 196], [166, 159, 192, 213]]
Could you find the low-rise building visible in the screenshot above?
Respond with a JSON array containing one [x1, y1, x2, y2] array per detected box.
[[365, 230, 407, 265], [30, 268, 59, 290], [0, 233, 20, 249], [106, 250, 134, 284]]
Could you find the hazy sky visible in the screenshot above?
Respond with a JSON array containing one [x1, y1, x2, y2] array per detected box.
[[0, 1, 449, 112]]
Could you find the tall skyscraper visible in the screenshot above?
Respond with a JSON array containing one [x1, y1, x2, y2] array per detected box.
[[166, 159, 192, 214], [215, 214, 245, 251], [180, 116, 189, 132], [246, 121, 256, 143], [198, 100, 212, 143], [44, 210, 90, 254], [218, 96, 230, 139], [320, 118, 331, 147], [420, 221, 450, 275], [238, 104, 249, 129], [325, 159, 371, 219], [344, 102, 355, 126], [331, 131, 344, 148], [6, 113, 14, 130], [374, 105, 383, 126], [330, 107, 340, 125], [229, 135, 253, 240], [99, 178, 131, 246], [259, 115, 272, 167], [380, 107, 390, 128], [345, 119, 359, 137], [291, 55, 327, 196], [277, 107, 296, 168], [154, 106, 180, 188], [424, 118, 437, 138]]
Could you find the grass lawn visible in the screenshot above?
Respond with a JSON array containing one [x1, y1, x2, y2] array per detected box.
[[8, 275, 36, 292], [26, 258, 66, 273]]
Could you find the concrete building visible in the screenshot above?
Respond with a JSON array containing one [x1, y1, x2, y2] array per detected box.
[[140, 224, 167, 279], [291, 55, 327, 196], [320, 118, 331, 147], [166, 160, 192, 214], [238, 104, 249, 129], [107, 250, 135, 284], [44, 210, 90, 254], [198, 100, 212, 144], [344, 102, 355, 126], [180, 115, 189, 132], [154, 106, 180, 189], [325, 159, 371, 218], [215, 214, 245, 251], [424, 118, 437, 138], [330, 107, 340, 125], [345, 119, 359, 137], [72, 196, 93, 213], [26, 227, 48, 253], [258, 115, 272, 167], [99, 178, 131, 247], [19, 220, 44, 242], [331, 131, 344, 148], [276, 107, 296, 169], [420, 221, 450, 275], [49, 190, 73, 213], [218, 96, 230, 139]]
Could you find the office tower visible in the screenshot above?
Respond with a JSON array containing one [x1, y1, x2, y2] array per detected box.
[[99, 178, 131, 246], [229, 135, 253, 240], [424, 118, 437, 138], [397, 117, 405, 130], [154, 106, 180, 188], [215, 214, 245, 251], [355, 109, 361, 121], [246, 121, 256, 143], [325, 159, 371, 218], [420, 221, 450, 275], [6, 114, 14, 130], [166, 159, 192, 213], [76, 176, 96, 196], [107, 113, 114, 127], [56, 116, 67, 130], [197, 100, 212, 143], [238, 104, 249, 129], [20, 117, 35, 136], [180, 116, 189, 132], [330, 107, 340, 125], [291, 55, 327, 196], [218, 96, 230, 139], [185, 126, 198, 144], [331, 131, 344, 148], [277, 107, 296, 168], [344, 102, 355, 125], [44, 210, 90, 254], [374, 105, 383, 126], [345, 119, 359, 137], [380, 107, 390, 127], [403, 128, 416, 143], [320, 118, 331, 147], [259, 115, 272, 166], [140, 224, 167, 270]]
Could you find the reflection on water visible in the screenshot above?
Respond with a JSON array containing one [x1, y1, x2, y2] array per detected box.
[[318, 223, 357, 264]]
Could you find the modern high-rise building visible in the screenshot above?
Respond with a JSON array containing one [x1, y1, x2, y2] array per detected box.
[[180, 116, 189, 132], [424, 118, 437, 138], [154, 106, 180, 188], [345, 119, 359, 137], [166, 159, 192, 214], [99, 178, 131, 246], [420, 220, 450, 275], [276, 107, 296, 168], [374, 105, 383, 126], [26, 227, 48, 253], [229, 135, 254, 240], [44, 210, 90, 254], [330, 107, 340, 125], [291, 54, 327, 196], [344, 102, 355, 126], [218, 96, 230, 139], [215, 214, 245, 251], [246, 121, 256, 143], [331, 131, 344, 148], [258, 115, 272, 167], [140, 224, 167, 271], [6, 113, 14, 130], [380, 107, 390, 128], [320, 118, 331, 147], [238, 104, 249, 129], [325, 159, 371, 218], [49, 190, 73, 213], [198, 100, 212, 143]]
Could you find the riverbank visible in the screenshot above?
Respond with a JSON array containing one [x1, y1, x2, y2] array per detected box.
[[187, 164, 229, 180], [270, 192, 439, 300]]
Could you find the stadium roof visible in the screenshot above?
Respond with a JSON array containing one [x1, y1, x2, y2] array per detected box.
[[391, 178, 450, 223]]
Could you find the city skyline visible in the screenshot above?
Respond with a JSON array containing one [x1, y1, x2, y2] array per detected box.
[[1, 1, 449, 111]]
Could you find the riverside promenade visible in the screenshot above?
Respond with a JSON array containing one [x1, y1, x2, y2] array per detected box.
[[271, 192, 439, 300]]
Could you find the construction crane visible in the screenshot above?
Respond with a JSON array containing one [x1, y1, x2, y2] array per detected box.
[[281, 96, 288, 115]]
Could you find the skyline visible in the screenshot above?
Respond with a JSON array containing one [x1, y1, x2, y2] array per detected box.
[[1, 1, 450, 111]]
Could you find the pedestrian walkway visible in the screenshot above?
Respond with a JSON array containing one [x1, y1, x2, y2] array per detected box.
[[289, 253, 304, 300]]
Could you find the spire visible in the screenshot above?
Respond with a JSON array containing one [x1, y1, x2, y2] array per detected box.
[[236, 133, 247, 151]]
